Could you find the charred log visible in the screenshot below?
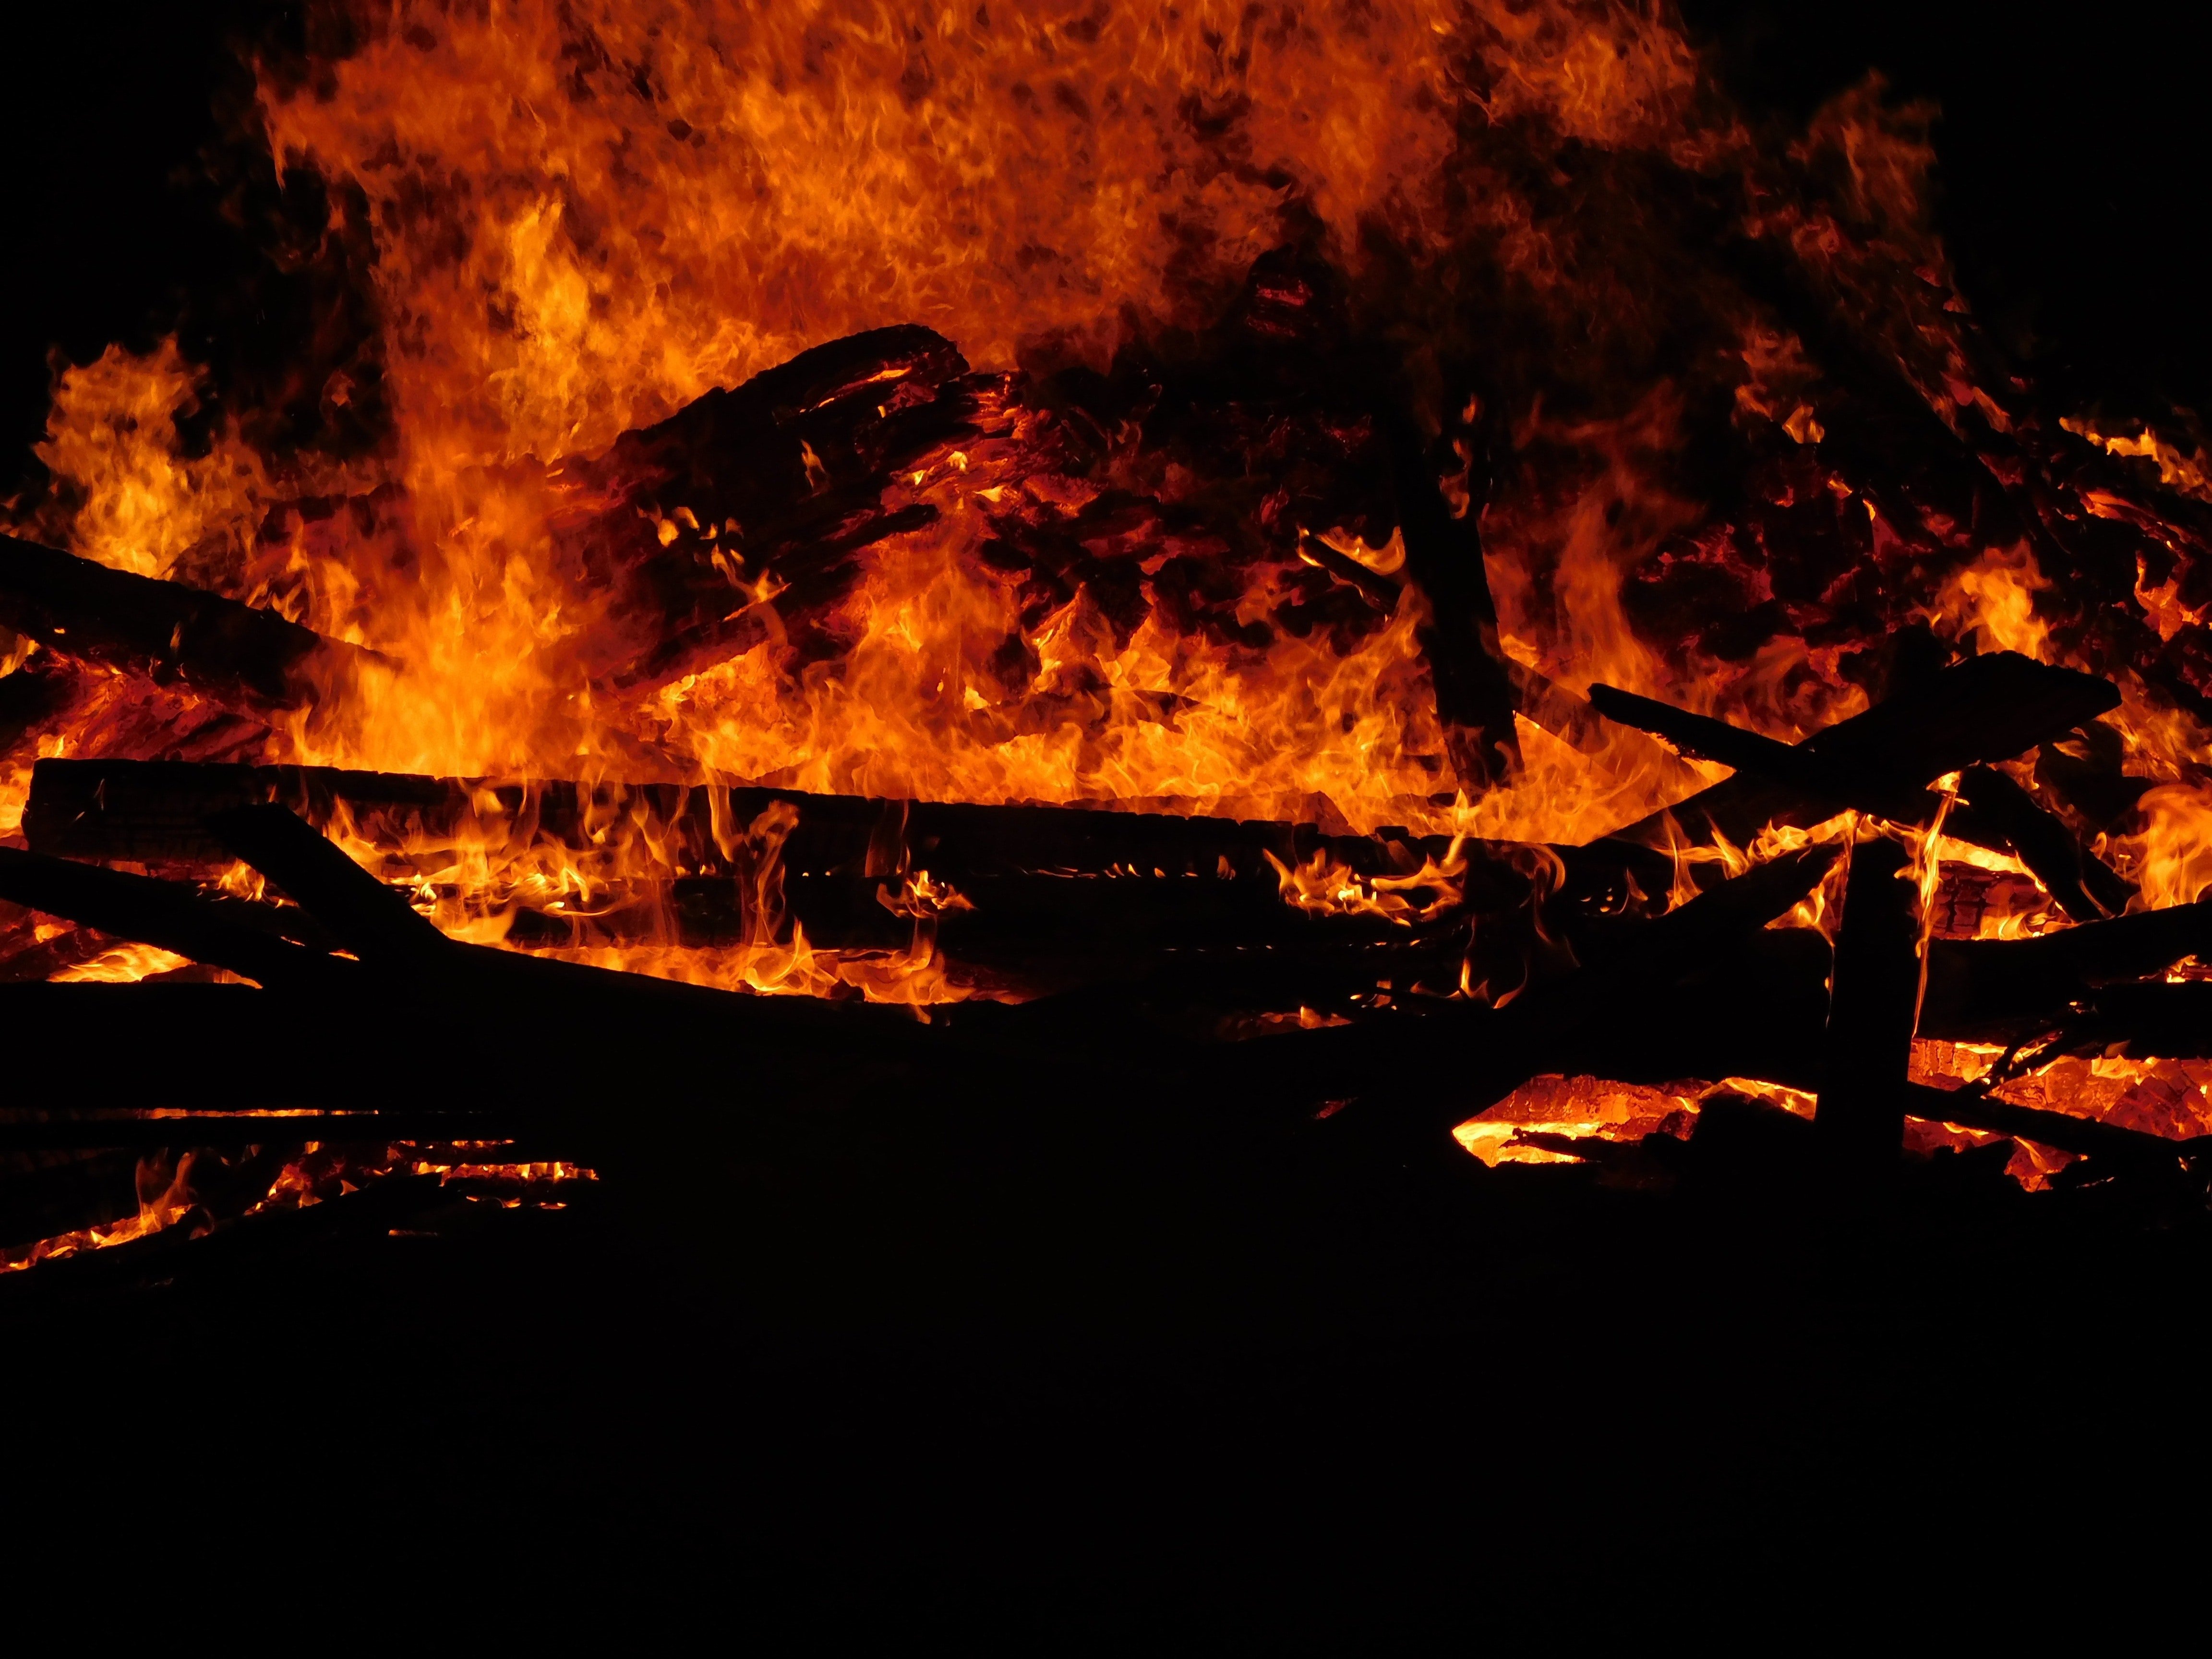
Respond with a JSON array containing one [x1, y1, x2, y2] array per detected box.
[[1814, 839, 1919, 1173], [1919, 902, 2212, 1038], [1591, 652, 2122, 870], [0, 846, 354, 990], [1953, 764, 2135, 922], [25, 755, 1584, 898], [0, 533, 388, 717], [1381, 408, 1520, 791], [1900, 1082, 2208, 1171], [1267, 845, 1841, 1133]]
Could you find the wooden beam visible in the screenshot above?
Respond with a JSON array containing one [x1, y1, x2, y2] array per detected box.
[[0, 533, 389, 716], [1814, 838, 1920, 1173]]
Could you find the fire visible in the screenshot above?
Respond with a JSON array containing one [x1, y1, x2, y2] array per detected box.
[[6, 0, 2212, 1263], [0, 1151, 201, 1273]]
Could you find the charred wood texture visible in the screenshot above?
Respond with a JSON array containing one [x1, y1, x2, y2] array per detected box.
[[26, 755, 1597, 907], [1381, 407, 1520, 789], [1919, 902, 2212, 1039], [1263, 845, 1841, 1135], [553, 325, 976, 692], [0, 533, 386, 717], [0, 846, 354, 990], [2060, 980, 2212, 1058], [1590, 652, 2121, 869], [1900, 1082, 2207, 1170], [1953, 764, 2134, 921], [1815, 839, 1920, 1172]]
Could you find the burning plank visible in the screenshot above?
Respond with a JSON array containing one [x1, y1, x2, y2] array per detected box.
[[0, 532, 387, 719], [1588, 651, 2122, 868]]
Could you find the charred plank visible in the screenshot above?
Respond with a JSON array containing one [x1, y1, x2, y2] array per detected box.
[[0, 847, 355, 990], [1591, 652, 2120, 867], [1814, 838, 1919, 1173], [1954, 764, 2135, 921], [1919, 902, 2212, 1038], [0, 533, 389, 716], [1901, 1082, 2207, 1170], [25, 755, 1578, 899]]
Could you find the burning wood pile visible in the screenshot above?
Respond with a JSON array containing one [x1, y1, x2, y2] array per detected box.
[[6, 1, 2212, 1277]]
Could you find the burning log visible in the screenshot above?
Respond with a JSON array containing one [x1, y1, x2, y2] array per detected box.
[[1587, 682, 1936, 823], [1272, 845, 1842, 1137], [1590, 652, 2122, 869], [1900, 1082, 2207, 1171], [1919, 902, 2212, 1039], [1953, 765, 2135, 922], [1380, 408, 1521, 790], [2057, 981, 2212, 1058], [26, 755, 1614, 926], [0, 1111, 522, 1152], [24, 756, 1446, 881], [206, 804, 451, 969], [0, 846, 353, 990], [1814, 839, 1920, 1174], [0, 533, 388, 717], [553, 325, 985, 692], [1588, 681, 2133, 923]]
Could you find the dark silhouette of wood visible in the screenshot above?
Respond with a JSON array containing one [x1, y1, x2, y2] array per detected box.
[[1590, 652, 2121, 867], [1919, 902, 2212, 1038], [26, 755, 1599, 903], [1954, 764, 2135, 921], [0, 1112, 522, 1152], [206, 804, 451, 967], [2063, 980, 2212, 1057], [0, 533, 389, 716], [1815, 839, 1920, 1172], [1381, 408, 1521, 792], [1900, 1082, 2207, 1169], [0, 846, 355, 990]]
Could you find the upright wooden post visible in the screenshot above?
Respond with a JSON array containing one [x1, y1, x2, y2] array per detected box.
[[1815, 837, 1921, 1177]]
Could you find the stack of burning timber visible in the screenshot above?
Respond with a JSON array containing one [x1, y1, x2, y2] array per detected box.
[[4, 293, 2212, 1276]]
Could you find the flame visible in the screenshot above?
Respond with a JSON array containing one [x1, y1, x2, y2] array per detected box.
[[27, 341, 270, 580], [1931, 544, 2050, 661], [7, 0, 2212, 1217], [0, 1151, 201, 1273], [2121, 784, 2212, 910], [1266, 837, 1468, 925]]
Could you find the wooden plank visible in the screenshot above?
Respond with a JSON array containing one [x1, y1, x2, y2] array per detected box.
[[0, 533, 389, 715], [1814, 839, 1920, 1172], [1590, 652, 2121, 861]]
